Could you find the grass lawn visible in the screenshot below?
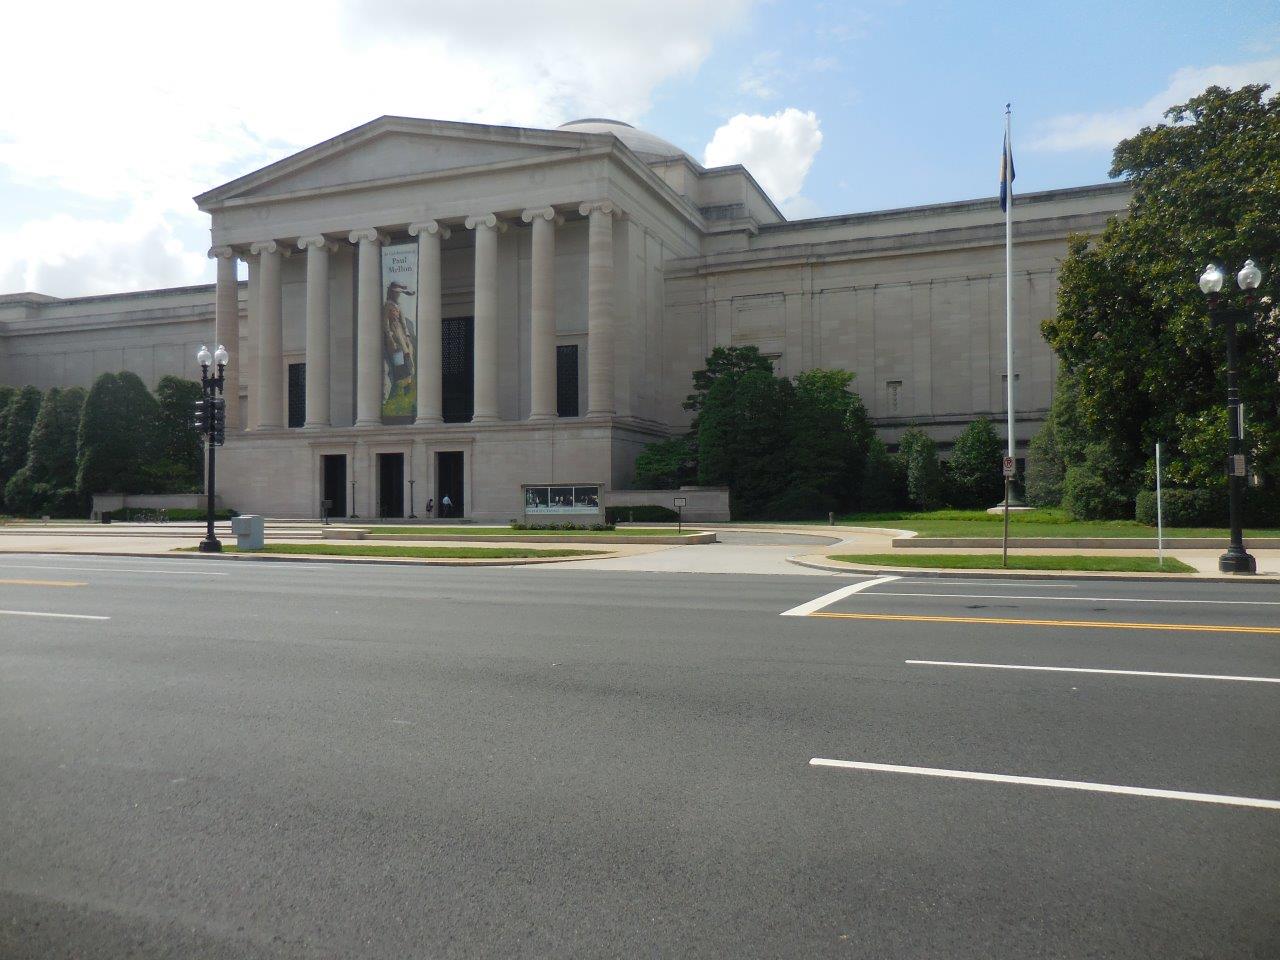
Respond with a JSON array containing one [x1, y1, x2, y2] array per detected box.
[[822, 508, 1280, 539], [184, 544, 603, 559], [830, 552, 1196, 573], [368, 526, 682, 538]]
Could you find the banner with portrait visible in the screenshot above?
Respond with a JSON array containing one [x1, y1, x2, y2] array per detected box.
[[380, 242, 418, 421]]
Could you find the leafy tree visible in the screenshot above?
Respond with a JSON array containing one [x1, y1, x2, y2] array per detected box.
[[696, 368, 794, 517], [682, 345, 775, 417], [633, 435, 696, 489], [898, 427, 944, 510], [151, 375, 203, 493], [5, 387, 86, 517], [947, 418, 1005, 507], [1042, 83, 1280, 499], [76, 373, 162, 497], [860, 436, 907, 511], [0, 386, 43, 510], [789, 369, 874, 510], [1025, 420, 1065, 508]]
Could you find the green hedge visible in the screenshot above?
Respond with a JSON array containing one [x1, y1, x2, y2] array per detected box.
[[1135, 488, 1280, 527], [105, 507, 237, 522], [510, 521, 614, 531], [605, 505, 678, 523]]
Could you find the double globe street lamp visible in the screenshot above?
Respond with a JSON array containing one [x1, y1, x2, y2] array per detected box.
[[1198, 258, 1263, 574], [194, 344, 229, 553]]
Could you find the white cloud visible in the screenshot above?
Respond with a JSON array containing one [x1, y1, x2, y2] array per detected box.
[[1031, 58, 1280, 152], [702, 108, 824, 208], [0, 0, 754, 296]]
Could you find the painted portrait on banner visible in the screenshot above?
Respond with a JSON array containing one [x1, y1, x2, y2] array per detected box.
[[380, 241, 418, 421]]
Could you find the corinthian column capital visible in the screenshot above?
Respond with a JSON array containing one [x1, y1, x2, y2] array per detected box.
[[408, 220, 451, 239], [578, 199, 617, 218], [297, 235, 339, 253], [348, 228, 386, 245], [464, 213, 507, 233], [521, 206, 564, 226]]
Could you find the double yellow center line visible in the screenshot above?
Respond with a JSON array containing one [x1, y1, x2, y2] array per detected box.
[[809, 611, 1280, 635]]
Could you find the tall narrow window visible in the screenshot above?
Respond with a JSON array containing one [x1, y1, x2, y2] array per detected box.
[[556, 344, 579, 418], [442, 317, 474, 423], [288, 363, 306, 428], [886, 380, 902, 414]]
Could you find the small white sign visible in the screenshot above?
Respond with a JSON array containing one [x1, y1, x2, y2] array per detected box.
[[1002, 456, 1015, 478]]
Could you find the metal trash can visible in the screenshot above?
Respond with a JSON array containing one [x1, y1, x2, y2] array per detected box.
[[231, 514, 265, 550]]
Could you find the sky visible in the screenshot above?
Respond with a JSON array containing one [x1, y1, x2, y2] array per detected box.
[[2, 0, 1278, 298]]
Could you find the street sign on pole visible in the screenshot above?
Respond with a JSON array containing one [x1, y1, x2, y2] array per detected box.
[[1002, 456, 1015, 479]]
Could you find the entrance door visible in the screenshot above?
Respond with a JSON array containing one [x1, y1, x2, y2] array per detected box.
[[322, 455, 347, 518], [436, 451, 464, 518], [377, 453, 405, 518]]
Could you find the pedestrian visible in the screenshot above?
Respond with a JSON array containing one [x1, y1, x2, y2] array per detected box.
[[426, 497, 434, 518], [441, 494, 452, 518]]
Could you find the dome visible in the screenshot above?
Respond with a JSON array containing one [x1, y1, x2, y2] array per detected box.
[[558, 118, 692, 164]]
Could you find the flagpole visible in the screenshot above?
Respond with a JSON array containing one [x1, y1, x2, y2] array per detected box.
[[1001, 104, 1014, 565], [1004, 104, 1015, 470]]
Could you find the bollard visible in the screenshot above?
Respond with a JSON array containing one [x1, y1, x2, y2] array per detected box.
[[230, 515, 265, 550]]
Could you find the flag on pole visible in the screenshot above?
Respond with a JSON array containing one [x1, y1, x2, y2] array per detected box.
[[999, 109, 1015, 212]]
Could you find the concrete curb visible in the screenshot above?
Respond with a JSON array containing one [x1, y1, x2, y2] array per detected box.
[[321, 530, 717, 545], [896, 536, 1280, 549], [785, 554, 1280, 584], [0, 548, 620, 568]]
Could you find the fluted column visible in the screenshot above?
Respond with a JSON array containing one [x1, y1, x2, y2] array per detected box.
[[408, 220, 449, 425], [464, 213, 506, 423], [350, 229, 385, 427], [580, 200, 617, 418], [522, 206, 562, 420], [250, 241, 284, 429], [298, 236, 336, 428], [242, 252, 260, 430], [209, 246, 241, 432]]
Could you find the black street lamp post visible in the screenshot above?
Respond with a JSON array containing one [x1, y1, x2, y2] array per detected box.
[[194, 344, 229, 553], [1199, 260, 1263, 574]]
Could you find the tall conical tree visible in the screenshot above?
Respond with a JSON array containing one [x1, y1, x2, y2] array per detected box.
[[5, 387, 86, 516], [0, 386, 44, 510]]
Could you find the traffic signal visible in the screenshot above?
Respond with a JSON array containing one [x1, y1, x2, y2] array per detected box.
[[210, 397, 226, 446], [192, 398, 209, 434]]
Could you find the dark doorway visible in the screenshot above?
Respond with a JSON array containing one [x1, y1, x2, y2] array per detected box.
[[378, 453, 405, 518], [322, 455, 347, 518], [442, 316, 474, 423], [436, 451, 464, 518]]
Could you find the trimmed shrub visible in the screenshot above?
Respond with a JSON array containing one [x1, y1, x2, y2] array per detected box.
[[1062, 444, 1134, 520], [605, 505, 678, 523], [509, 521, 614, 531], [761, 484, 835, 521], [899, 428, 944, 510], [1025, 421, 1066, 507], [947, 418, 1004, 507], [1135, 488, 1280, 527], [4, 387, 87, 517]]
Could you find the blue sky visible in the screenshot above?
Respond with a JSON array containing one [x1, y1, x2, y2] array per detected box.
[[1, 0, 1277, 296]]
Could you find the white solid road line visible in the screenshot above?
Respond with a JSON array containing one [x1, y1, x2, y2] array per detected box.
[[905, 659, 1280, 684], [781, 576, 901, 616], [0, 562, 227, 577], [877, 591, 1280, 606], [808, 758, 1280, 810], [0, 609, 110, 621]]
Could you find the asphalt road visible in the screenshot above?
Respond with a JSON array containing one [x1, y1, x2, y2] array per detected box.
[[1, 555, 1278, 958]]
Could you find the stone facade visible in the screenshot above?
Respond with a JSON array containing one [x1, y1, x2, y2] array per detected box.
[[0, 116, 1131, 519]]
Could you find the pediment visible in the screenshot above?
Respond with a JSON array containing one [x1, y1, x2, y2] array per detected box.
[[197, 117, 592, 207]]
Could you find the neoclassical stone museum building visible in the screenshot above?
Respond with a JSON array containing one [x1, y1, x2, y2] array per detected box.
[[0, 117, 1130, 519]]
